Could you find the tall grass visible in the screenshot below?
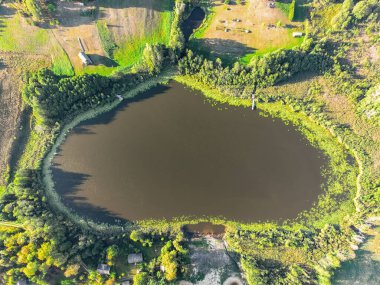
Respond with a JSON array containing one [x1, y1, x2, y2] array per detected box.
[[0, 14, 48, 52], [0, 14, 73, 75], [50, 36, 74, 76], [96, 20, 117, 58], [113, 10, 173, 68]]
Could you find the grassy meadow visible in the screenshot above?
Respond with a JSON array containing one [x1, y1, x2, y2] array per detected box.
[[0, 11, 74, 75], [191, 0, 307, 64]]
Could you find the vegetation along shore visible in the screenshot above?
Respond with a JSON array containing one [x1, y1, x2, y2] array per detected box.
[[0, 0, 379, 284]]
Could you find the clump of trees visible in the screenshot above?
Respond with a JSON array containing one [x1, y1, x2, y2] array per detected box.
[[289, 0, 297, 21], [0, 169, 106, 284], [21, 0, 43, 20], [227, 223, 352, 285], [96, 20, 117, 58], [22, 69, 151, 126], [140, 44, 165, 74], [331, 0, 380, 29], [178, 38, 333, 97]]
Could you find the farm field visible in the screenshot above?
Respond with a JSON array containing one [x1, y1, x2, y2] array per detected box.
[[53, 0, 173, 75], [191, 0, 306, 63], [0, 1, 173, 76]]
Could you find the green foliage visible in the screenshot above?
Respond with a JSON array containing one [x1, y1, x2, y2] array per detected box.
[[141, 44, 165, 74], [160, 241, 178, 281], [22, 69, 151, 125], [331, 0, 354, 29], [96, 20, 117, 58], [23, 0, 43, 20], [133, 272, 150, 285], [178, 41, 332, 98], [113, 8, 173, 68], [352, 0, 380, 21], [169, 0, 186, 54], [289, 0, 296, 21], [106, 245, 119, 265]]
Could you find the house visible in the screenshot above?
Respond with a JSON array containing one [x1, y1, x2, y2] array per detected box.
[[78, 51, 92, 65], [127, 253, 143, 264], [292, 32, 303, 38], [97, 264, 111, 275]]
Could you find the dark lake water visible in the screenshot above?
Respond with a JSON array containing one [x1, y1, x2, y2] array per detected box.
[[52, 81, 326, 223], [182, 7, 205, 40]]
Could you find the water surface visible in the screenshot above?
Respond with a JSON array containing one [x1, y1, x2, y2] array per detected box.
[[52, 81, 326, 222], [182, 7, 205, 40]]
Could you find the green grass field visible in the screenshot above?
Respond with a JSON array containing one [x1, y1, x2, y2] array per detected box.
[[0, 12, 73, 76], [113, 9, 173, 68]]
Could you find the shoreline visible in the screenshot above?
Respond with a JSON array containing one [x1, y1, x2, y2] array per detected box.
[[38, 72, 362, 235]]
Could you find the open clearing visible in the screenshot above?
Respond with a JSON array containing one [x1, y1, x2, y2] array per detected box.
[[0, 5, 73, 75], [192, 0, 305, 62], [53, 0, 173, 74]]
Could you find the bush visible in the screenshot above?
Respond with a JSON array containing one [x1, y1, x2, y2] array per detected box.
[[96, 20, 117, 58], [289, 0, 296, 21]]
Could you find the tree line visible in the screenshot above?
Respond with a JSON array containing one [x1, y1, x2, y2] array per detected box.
[[178, 37, 333, 98], [22, 69, 154, 126]]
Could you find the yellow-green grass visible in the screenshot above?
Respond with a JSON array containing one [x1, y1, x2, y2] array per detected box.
[[313, 3, 342, 29], [190, 1, 306, 65], [79, 65, 118, 77], [240, 30, 305, 64], [113, 10, 173, 68], [192, 6, 216, 40], [0, 13, 73, 76]]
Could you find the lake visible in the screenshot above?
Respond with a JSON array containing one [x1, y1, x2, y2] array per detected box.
[[52, 81, 326, 223]]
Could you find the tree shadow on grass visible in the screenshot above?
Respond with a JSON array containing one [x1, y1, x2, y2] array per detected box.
[[87, 54, 118, 67], [189, 38, 257, 65], [95, 0, 174, 13]]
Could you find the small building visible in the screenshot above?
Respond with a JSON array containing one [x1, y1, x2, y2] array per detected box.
[[127, 253, 143, 264], [160, 264, 165, 272], [16, 280, 27, 285], [97, 264, 111, 275], [118, 277, 131, 285], [292, 32, 303, 38], [269, 2, 275, 8], [78, 51, 92, 66]]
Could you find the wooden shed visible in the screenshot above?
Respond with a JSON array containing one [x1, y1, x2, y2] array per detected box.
[[78, 51, 92, 65], [97, 264, 111, 275], [127, 253, 143, 264], [292, 32, 303, 38]]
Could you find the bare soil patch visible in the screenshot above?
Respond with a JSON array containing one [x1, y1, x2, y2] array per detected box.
[[184, 237, 242, 284]]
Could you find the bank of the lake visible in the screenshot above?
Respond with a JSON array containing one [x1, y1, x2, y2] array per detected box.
[[175, 75, 360, 228], [52, 81, 326, 223]]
